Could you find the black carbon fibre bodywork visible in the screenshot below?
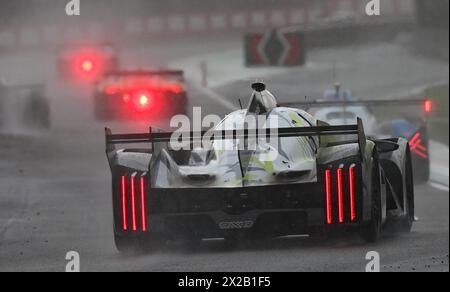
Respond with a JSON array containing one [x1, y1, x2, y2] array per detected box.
[[111, 155, 366, 240]]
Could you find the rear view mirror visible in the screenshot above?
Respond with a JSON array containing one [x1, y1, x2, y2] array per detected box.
[[375, 140, 400, 153]]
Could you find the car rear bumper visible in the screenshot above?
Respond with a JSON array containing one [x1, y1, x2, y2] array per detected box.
[[114, 182, 365, 239], [94, 92, 187, 121], [148, 208, 326, 239]]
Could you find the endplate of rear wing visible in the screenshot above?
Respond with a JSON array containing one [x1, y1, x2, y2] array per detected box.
[[3, 84, 45, 91], [280, 98, 429, 108], [103, 70, 184, 78]]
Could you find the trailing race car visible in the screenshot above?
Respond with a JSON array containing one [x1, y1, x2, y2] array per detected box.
[[105, 83, 415, 253], [0, 82, 50, 131], [94, 70, 187, 121], [283, 84, 431, 182]]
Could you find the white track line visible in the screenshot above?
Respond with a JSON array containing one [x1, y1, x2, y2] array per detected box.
[[429, 140, 449, 188], [429, 182, 450, 192]]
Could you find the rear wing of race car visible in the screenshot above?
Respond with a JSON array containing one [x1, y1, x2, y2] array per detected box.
[[5, 84, 45, 90], [3, 84, 46, 95], [105, 118, 367, 160], [103, 70, 185, 81]]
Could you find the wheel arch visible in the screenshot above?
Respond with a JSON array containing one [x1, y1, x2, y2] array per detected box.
[[379, 138, 410, 212]]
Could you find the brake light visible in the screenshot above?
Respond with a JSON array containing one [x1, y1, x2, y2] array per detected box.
[[424, 99, 433, 113], [120, 174, 148, 233], [325, 170, 332, 225], [105, 86, 118, 95], [140, 177, 147, 232], [121, 176, 128, 231], [167, 84, 183, 94], [131, 175, 137, 231], [409, 132, 428, 159], [139, 95, 149, 106], [81, 60, 94, 72], [63, 47, 117, 82], [122, 93, 131, 103], [337, 168, 344, 223], [324, 165, 359, 225], [73, 54, 101, 81], [349, 165, 356, 222]]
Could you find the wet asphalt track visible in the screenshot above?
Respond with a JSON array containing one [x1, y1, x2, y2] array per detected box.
[[0, 34, 448, 272]]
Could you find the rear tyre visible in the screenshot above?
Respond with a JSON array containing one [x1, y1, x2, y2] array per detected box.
[[224, 235, 240, 249], [360, 155, 382, 243], [182, 237, 203, 251], [413, 158, 430, 184], [114, 233, 163, 254], [395, 147, 415, 233]]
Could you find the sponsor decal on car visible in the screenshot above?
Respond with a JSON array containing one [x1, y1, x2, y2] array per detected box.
[[218, 220, 254, 230]]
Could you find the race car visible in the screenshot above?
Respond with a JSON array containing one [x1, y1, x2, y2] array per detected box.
[[0, 82, 50, 130], [94, 70, 188, 121], [285, 83, 431, 182], [104, 82, 415, 253]]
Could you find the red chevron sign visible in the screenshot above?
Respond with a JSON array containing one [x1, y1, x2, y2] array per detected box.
[[245, 29, 306, 67]]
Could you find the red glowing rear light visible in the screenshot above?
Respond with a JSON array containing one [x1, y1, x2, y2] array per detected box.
[[122, 93, 131, 103], [81, 60, 94, 72], [131, 175, 137, 231], [409, 132, 428, 159], [424, 99, 433, 113], [72, 54, 101, 81], [337, 168, 344, 223], [166, 84, 183, 94], [120, 174, 148, 233], [121, 176, 128, 231], [140, 177, 147, 232], [349, 165, 356, 222], [324, 165, 359, 225], [133, 91, 155, 109], [325, 169, 333, 225], [62, 47, 117, 83], [105, 86, 118, 95], [139, 95, 149, 106]]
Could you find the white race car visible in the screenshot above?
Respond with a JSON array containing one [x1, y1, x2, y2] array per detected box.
[[281, 84, 432, 182]]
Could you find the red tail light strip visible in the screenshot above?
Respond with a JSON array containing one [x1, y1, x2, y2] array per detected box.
[[424, 99, 433, 113], [409, 132, 428, 159], [337, 168, 344, 223], [324, 165, 358, 225], [325, 169, 333, 225], [131, 175, 138, 231], [349, 165, 356, 222], [120, 174, 148, 232], [121, 176, 128, 231], [140, 176, 147, 232]]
